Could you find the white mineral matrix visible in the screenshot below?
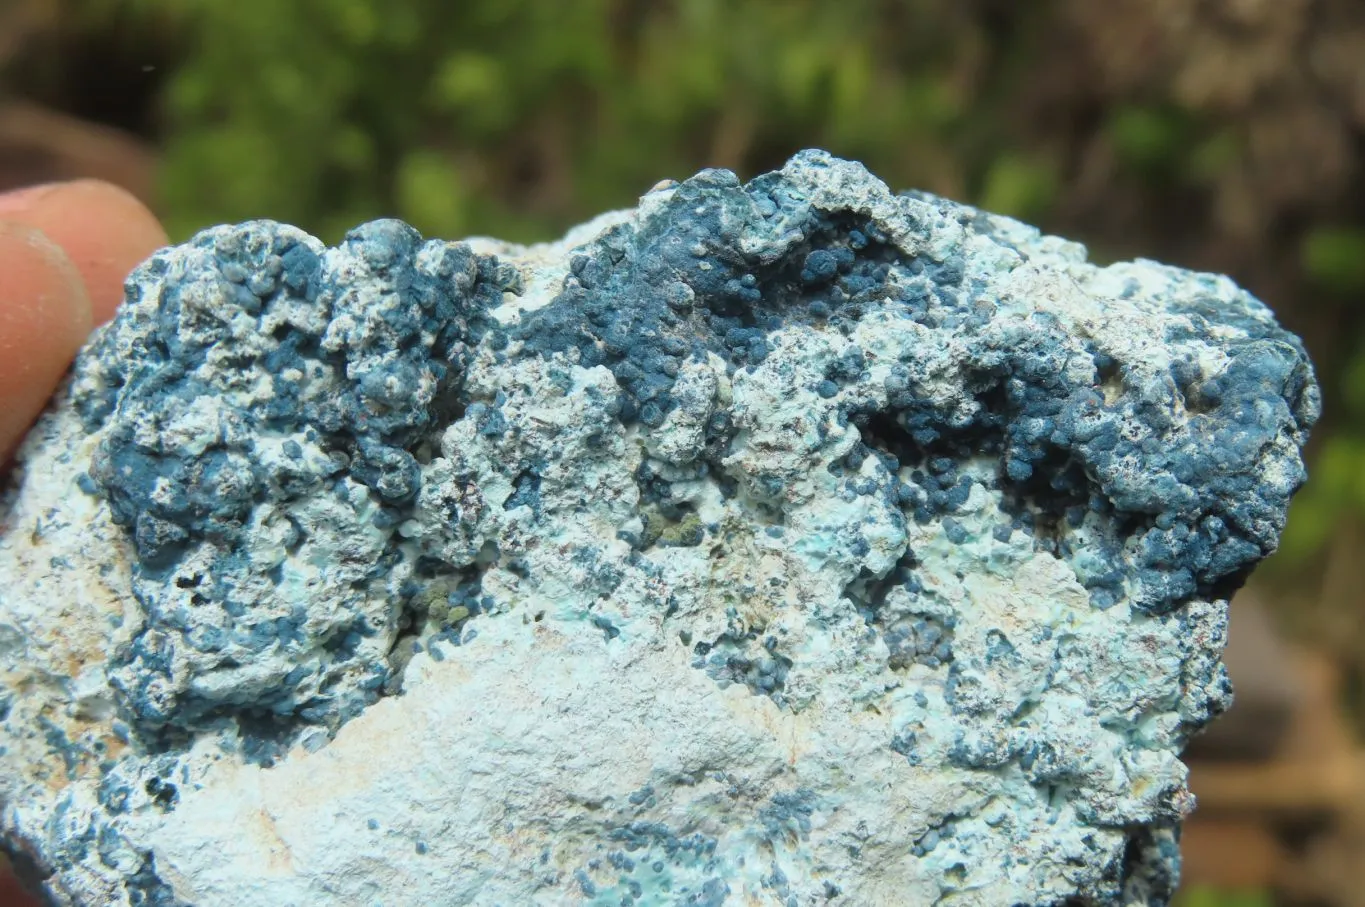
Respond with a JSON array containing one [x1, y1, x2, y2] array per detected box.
[[0, 151, 1318, 906]]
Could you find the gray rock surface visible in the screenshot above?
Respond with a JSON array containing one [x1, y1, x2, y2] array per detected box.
[[0, 150, 1317, 906]]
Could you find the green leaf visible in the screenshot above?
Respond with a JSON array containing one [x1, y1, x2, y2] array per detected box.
[[428, 53, 511, 135], [395, 150, 466, 236], [1173, 886, 1274, 907], [1301, 227, 1365, 293], [1107, 106, 1188, 173], [1275, 493, 1335, 564], [431, 53, 503, 110], [330, 0, 379, 46], [1316, 435, 1365, 493], [978, 155, 1057, 220], [331, 126, 377, 174], [1341, 348, 1365, 419], [1184, 130, 1240, 185], [1275, 435, 1365, 563]]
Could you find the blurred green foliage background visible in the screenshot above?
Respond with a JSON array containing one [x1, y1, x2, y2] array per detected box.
[[99, 0, 1061, 244], [3, 1, 1365, 899], [1179, 888, 1276, 907]]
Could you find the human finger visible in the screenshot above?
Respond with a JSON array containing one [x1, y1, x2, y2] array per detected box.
[[0, 221, 93, 463], [0, 180, 167, 325]]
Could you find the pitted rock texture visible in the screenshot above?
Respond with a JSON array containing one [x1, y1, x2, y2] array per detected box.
[[0, 150, 1317, 906]]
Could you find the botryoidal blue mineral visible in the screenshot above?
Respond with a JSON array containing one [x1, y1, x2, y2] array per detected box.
[[0, 151, 1317, 906]]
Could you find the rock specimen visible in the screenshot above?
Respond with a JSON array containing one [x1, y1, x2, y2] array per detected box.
[[0, 151, 1317, 906]]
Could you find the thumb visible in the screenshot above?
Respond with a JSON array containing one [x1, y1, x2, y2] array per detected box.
[[0, 219, 94, 466]]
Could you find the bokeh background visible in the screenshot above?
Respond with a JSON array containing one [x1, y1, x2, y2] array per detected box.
[[1, 1, 1363, 904]]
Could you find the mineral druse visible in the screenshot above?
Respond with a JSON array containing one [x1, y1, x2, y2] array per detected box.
[[0, 151, 1317, 906]]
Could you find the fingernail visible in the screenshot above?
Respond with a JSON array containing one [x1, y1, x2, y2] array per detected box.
[[0, 184, 60, 217]]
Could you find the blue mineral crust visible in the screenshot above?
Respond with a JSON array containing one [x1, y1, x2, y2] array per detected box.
[[73, 152, 1315, 744], [82, 220, 508, 552], [73, 219, 516, 750], [9, 148, 1312, 905], [516, 161, 1315, 618]]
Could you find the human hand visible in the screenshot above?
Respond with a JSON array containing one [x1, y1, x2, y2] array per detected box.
[[0, 180, 168, 467]]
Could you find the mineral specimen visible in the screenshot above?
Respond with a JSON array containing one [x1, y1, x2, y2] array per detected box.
[[0, 150, 1317, 906]]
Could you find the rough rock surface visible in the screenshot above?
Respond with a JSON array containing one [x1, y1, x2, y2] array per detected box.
[[0, 151, 1317, 906]]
